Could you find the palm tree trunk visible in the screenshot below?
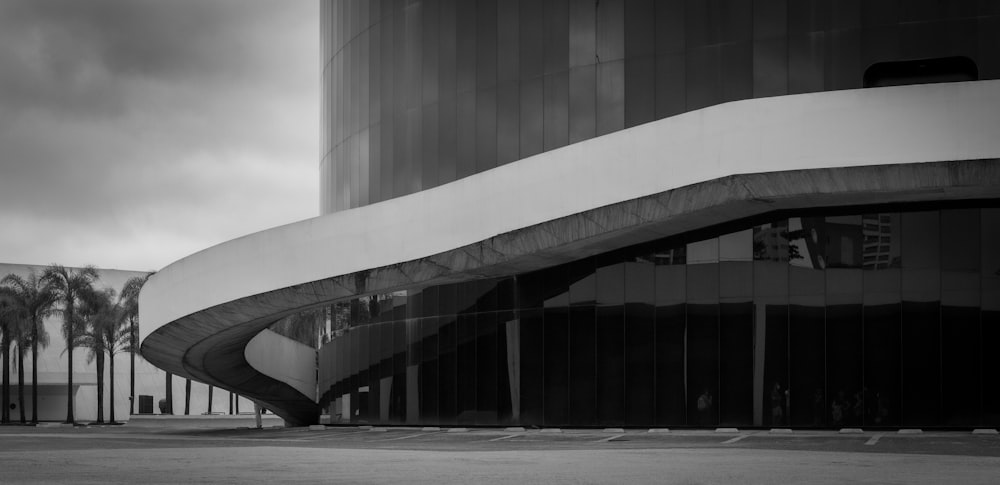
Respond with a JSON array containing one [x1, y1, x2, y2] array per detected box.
[[164, 372, 173, 414], [130, 319, 135, 416], [65, 308, 75, 424], [95, 351, 104, 423], [31, 318, 38, 424], [17, 346, 25, 424], [184, 379, 191, 415], [109, 352, 116, 424], [2, 330, 10, 424]]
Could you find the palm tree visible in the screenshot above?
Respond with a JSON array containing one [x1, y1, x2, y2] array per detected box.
[[75, 286, 116, 424], [0, 295, 12, 424], [42, 264, 99, 424], [118, 274, 151, 416], [1, 271, 56, 424]]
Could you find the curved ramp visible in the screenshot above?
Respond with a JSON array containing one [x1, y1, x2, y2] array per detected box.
[[140, 81, 1000, 425]]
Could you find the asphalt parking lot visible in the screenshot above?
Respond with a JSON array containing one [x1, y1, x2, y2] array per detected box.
[[2, 419, 999, 484]]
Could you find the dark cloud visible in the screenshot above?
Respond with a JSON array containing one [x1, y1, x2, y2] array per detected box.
[[0, 1, 318, 269]]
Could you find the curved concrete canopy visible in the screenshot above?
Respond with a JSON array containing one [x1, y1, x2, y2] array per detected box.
[[140, 81, 1000, 425]]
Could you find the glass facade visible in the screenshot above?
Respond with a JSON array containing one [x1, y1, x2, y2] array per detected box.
[[317, 203, 1000, 428], [321, 0, 1000, 213]]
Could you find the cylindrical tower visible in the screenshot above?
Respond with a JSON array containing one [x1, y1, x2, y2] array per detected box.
[[321, 0, 997, 214]]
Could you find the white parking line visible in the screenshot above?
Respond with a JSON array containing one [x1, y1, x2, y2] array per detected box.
[[376, 432, 438, 442], [487, 434, 520, 442], [597, 434, 625, 442], [722, 435, 749, 444], [865, 434, 883, 446]]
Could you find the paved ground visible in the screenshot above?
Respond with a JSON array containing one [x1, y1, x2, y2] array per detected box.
[[2, 419, 999, 484]]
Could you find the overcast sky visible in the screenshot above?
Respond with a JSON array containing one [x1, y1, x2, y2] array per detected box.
[[0, 0, 318, 272]]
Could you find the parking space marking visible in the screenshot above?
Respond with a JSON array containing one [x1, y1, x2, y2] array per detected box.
[[722, 435, 749, 444], [865, 434, 883, 446], [486, 434, 520, 442], [597, 434, 626, 442], [376, 432, 438, 442]]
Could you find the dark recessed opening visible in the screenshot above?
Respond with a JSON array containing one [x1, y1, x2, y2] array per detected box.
[[863, 56, 978, 88]]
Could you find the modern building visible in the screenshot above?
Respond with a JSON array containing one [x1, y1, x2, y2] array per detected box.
[[141, 1, 1000, 429]]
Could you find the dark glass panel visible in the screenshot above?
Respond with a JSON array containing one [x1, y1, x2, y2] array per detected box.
[[476, 0, 498, 89], [544, 303, 570, 425], [392, 319, 408, 422], [406, 318, 421, 423], [980, 16, 1000, 80], [569, 0, 596, 68], [689, 237, 719, 264], [789, 295, 825, 427], [569, 304, 596, 425], [687, 303, 719, 426], [596, 60, 625, 135], [497, 0, 519, 82], [941, 279, 981, 426], [942, 209, 980, 271], [456, 90, 476, 179], [457, 313, 477, 424], [569, 65, 597, 143], [655, 256, 686, 303], [478, 278, 499, 313], [754, 220, 790, 263], [367, 323, 380, 422], [420, 316, 439, 422], [824, 215, 864, 269], [720, 301, 753, 426], [788, 33, 825, 94], [496, 278, 515, 311], [687, 263, 719, 303], [654, 0, 684, 53], [543, 0, 570, 74], [686, 45, 721, 110], [789, 217, 827, 270], [406, 289, 422, 320], [760, 302, 789, 427], [476, 90, 498, 173], [683, 0, 711, 48], [421, 104, 438, 189], [438, 315, 457, 424], [544, 70, 569, 150], [624, 259, 655, 426], [496, 311, 517, 423], [902, 211, 940, 269], [519, 77, 544, 158], [596, 0, 624, 61], [478, 312, 500, 424], [596, 257, 625, 425], [654, 301, 686, 425], [753, 0, 787, 40], [569, 257, 597, 305], [655, 52, 686, 118], [519, 308, 545, 425], [422, 0, 440, 104], [863, 270, 901, 427], [625, 56, 655, 127], [788, 0, 830, 34], [518, 0, 544, 79], [720, 41, 753, 103], [828, 28, 861, 91], [983, 208, 1000, 425], [753, 38, 788, 98], [826, 268, 863, 427], [625, 0, 655, 57], [437, 0, 458, 185], [457, 278, 477, 315], [497, 82, 520, 165], [455, 0, 476, 93], [439, 283, 457, 316]]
